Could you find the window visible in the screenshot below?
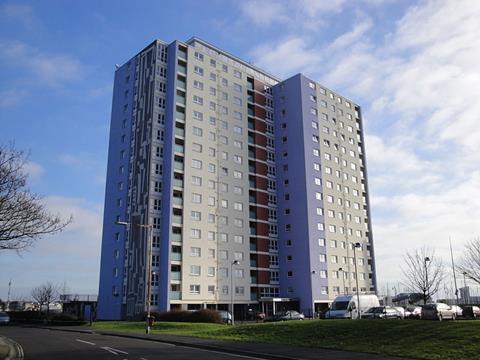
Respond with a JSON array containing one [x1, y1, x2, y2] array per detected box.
[[191, 229, 201, 239], [191, 211, 201, 221], [194, 51, 204, 61], [319, 254, 326, 262], [233, 126, 243, 135], [234, 235, 244, 244], [190, 247, 201, 257], [190, 265, 201, 276], [233, 69, 242, 78], [234, 202, 243, 211], [193, 80, 204, 90], [192, 127, 203, 137], [194, 66, 204, 76], [189, 285, 200, 294], [329, 225, 336, 233], [309, 81, 316, 89], [312, 121, 318, 129], [314, 163, 320, 171], [235, 286, 245, 295], [207, 267, 215, 277], [191, 193, 202, 203], [233, 170, 243, 179], [191, 176, 202, 186], [191, 159, 202, 169]]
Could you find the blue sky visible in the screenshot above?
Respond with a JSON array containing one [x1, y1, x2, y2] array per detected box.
[[1, 0, 479, 300]]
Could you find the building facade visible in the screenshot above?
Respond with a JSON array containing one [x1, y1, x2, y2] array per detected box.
[[97, 37, 377, 320]]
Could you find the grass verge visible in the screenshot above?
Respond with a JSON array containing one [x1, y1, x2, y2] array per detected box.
[[93, 319, 480, 360]]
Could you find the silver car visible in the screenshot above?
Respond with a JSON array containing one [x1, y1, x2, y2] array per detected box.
[[0, 312, 10, 325], [422, 303, 456, 321]]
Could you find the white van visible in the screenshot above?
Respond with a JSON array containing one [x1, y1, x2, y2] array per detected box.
[[325, 294, 380, 319]]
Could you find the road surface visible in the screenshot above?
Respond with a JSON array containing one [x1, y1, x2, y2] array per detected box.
[[0, 326, 266, 360]]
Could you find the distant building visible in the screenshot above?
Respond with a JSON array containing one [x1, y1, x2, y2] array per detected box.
[[98, 37, 377, 320]]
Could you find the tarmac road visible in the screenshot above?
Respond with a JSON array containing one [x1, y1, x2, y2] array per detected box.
[[0, 326, 267, 360]]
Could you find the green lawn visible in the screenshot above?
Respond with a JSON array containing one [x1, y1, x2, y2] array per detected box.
[[93, 320, 480, 360]]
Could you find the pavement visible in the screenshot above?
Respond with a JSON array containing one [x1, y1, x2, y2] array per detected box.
[[6, 324, 409, 360], [0, 335, 23, 360]]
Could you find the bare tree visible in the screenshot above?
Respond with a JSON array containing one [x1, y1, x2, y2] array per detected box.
[[457, 238, 480, 285], [0, 144, 71, 251], [31, 282, 61, 319], [401, 247, 446, 304]]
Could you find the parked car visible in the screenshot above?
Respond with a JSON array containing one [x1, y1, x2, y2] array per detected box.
[[422, 303, 456, 321], [462, 306, 480, 319], [393, 307, 406, 319], [267, 310, 304, 321], [217, 310, 232, 324], [450, 305, 463, 318], [362, 306, 402, 319], [0, 312, 10, 325], [325, 295, 380, 319], [406, 306, 423, 319]]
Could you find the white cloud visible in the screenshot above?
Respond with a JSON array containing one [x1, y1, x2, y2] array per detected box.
[[0, 3, 36, 28], [23, 161, 44, 182], [328, 18, 373, 51], [249, 0, 480, 291], [0, 40, 84, 87], [240, 0, 288, 26], [0, 89, 25, 107], [0, 196, 103, 299], [250, 37, 320, 78]]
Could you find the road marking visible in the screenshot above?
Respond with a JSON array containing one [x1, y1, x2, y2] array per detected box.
[[178, 346, 269, 360], [76, 339, 96, 346], [101, 346, 129, 355]]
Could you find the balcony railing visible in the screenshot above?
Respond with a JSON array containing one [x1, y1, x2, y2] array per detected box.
[[170, 291, 182, 300], [171, 272, 181, 280]]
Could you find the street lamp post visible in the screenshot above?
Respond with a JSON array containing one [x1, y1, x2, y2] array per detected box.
[[230, 260, 240, 325], [424, 257, 430, 304], [116, 220, 153, 334], [311, 270, 316, 319], [352, 242, 362, 319], [338, 268, 346, 295], [463, 272, 468, 304]]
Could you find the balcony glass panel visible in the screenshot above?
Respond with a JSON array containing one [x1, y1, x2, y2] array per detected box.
[[171, 233, 182, 242], [172, 215, 183, 224], [173, 178, 183, 188], [171, 272, 182, 280], [171, 253, 182, 261], [170, 291, 181, 300]]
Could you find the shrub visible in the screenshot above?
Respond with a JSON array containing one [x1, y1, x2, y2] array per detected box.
[[149, 309, 222, 323]]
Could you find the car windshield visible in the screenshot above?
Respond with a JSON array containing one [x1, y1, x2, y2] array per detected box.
[[0, 312, 7, 316], [330, 301, 349, 310]]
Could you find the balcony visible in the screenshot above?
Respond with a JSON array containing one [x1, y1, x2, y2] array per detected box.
[[172, 196, 183, 206], [170, 291, 182, 300], [250, 259, 257, 267], [172, 215, 183, 224], [177, 78, 186, 90], [173, 178, 183, 188], [171, 233, 182, 242], [171, 253, 182, 261], [174, 144, 184, 154], [174, 128, 185, 138], [176, 95, 186, 105], [250, 276, 257, 284], [174, 161, 184, 171], [177, 64, 186, 74], [171, 272, 182, 281]]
